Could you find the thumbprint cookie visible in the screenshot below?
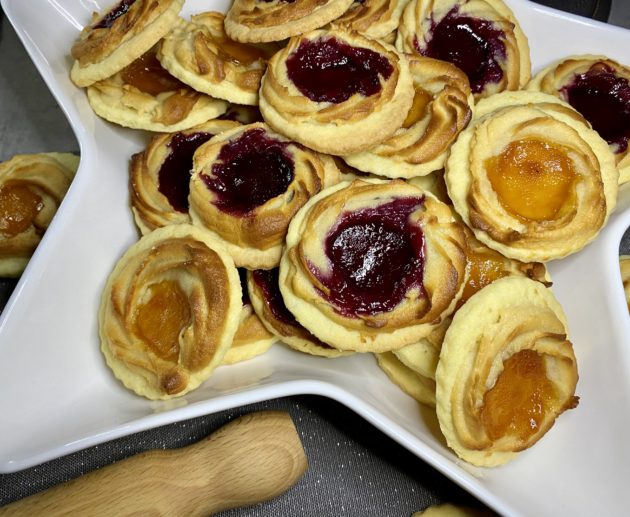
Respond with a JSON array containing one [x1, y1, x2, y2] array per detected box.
[[375, 352, 436, 406], [189, 122, 341, 269], [70, 0, 185, 87], [259, 29, 414, 155], [99, 224, 242, 399], [0, 153, 79, 277], [436, 276, 579, 467], [446, 91, 618, 262], [396, 0, 530, 99], [279, 179, 467, 352], [527, 55, 630, 184]]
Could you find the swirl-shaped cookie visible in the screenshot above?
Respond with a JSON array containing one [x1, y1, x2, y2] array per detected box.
[[446, 91, 618, 262], [0, 153, 79, 277], [71, 0, 185, 87], [396, 0, 530, 99], [130, 119, 240, 234], [87, 47, 228, 132], [189, 122, 341, 269], [375, 352, 436, 406], [158, 12, 277, 106], [99, 224, 242, 399], [224, 0, 355, 43], [279, 179, 467, 352], [343, 55, 473, 178], [436, 276, 579, 467], [331, 0, 411, 41], [259, 29, 414, 155], [527, 55, 630, 184]]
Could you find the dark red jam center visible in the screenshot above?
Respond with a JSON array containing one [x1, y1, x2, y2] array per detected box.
[[201, 128, 294, 215], [285, 37, 393, 104], [561, 63, 630, 153], [92, 0, 136, 29], [312, 197, 426, 317], [253, 268, 296, 325], [238, 268, 251, 306], [417, 6, 505, 94], [158, 132, 213, 213]]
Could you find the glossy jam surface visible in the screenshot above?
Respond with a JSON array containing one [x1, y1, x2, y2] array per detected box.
[[485, 139, 577, 222], [253, 268, 296, 325], [122, 50, 187, 96], [313, 197, 425, 317], [402, 88, 431, 128], [135, 280, 191, 362], [0, 184, 43, 237], [561, 63, 630, 153], [418, 7, 505, 94], [481, 349, 558, 441], [202, 128, 294, 215], [159, 132, 213, 213], [286, 37, 393, 103], [215, 35, 269, 65], [459, 248, 507, 307], [92, 0, 136, 29]]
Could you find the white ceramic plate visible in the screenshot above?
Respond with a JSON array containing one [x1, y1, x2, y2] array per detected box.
[[2, 0, 630, 514]]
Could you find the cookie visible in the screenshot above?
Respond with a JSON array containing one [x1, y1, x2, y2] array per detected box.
[[331, 0, 411, 41], [375, 352, 436, 406]]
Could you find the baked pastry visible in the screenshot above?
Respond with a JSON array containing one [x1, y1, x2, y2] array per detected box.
[[279, 179, 467, 352], [396, 0, 530, 99], [620, 255, 630, 313], [446, 91, 619, 262], [189, 122, 341, 269], [343, 55, 473, 178], [0, 153, 79, 277], [248, 268, 352, 357], [330, 0, 411, 41], [259, 29, 414, 155], [436, 276, 579, 467], [375, 352, 436, 406], [218, 104, 264, 124], [392, 318, 448, 380], [158, 12, 277, 106], [99, 224, 242, 399], [527, 55, 630, 184], [130, 119, 240, 234], [71, 0, 185, 87], [87, 47, 229, 132], [224, 0, 355, 43]]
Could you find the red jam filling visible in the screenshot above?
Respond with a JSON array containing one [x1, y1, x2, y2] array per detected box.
[[159, 132, 213, 213], [416, 6, 506, 94], [285, 37, 393, 104], [201, 128, 294, 215], [92, 0, 136, 30], [561, 63, 630, 153], [311, 197, 426, 317]]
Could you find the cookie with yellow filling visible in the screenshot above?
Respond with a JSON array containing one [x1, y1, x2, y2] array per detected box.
[[330, 0, 411, 41], [445, 91, 618, 262], [527, 55, 630, 184], [158, 12, 277, 106], [375, 352, 436, 406], [70, 0, 185, 87], [0, 153, 79, 277], [259, 29, 414, 155], [396, 0, 530, 99], [87, 47, 228, 132], [343, 55, 473, 178], [436, 276, 579, 467], [279, 179, 467, 352], [99, 224, 242, 399]]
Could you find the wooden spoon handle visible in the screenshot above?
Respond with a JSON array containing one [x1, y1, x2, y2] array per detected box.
[[0, 411, 307, 516]]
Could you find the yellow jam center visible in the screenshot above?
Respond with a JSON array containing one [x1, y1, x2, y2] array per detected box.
[[122, 51, 188, 96], [216, 36, 268, 65], [402, 88, 432, 128], [459, 248, 507, 307], [0, 183, 43, 237]]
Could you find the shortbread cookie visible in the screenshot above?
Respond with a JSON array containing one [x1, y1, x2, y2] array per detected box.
[[0, 153, 79, 277], [259, 29, 414, 155], [225, 0, 355, 43], [436, 276, 579, 467], [71, 0, 185, 87], [248, 268, 352, 358], [446, 91, 618, 262], [331, 0, 411, 41], [527, 55, 630, 184], [620, 255, 630, 313], [375, 352, 436, 406], [87, 47, 228, 132], [130, 119, 239, 234], [158, 12, 277, 105], [279, 179, 467, 352], [189, 122, 341, 269], [393, 318, 448, 380], [99, 224, 242, 399], [343, 55, 473, 178], [396, 0, 530, 99]]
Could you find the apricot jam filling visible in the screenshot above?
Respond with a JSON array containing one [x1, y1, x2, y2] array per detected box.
[[402, 88, 432, 128], [485, 138, 578, 222], [214, 35, 268, 66], [122, 50, 188, 96], [135, 280, 191, 362], [0, 183, 43, 237], [459, 248, 507, 307]]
